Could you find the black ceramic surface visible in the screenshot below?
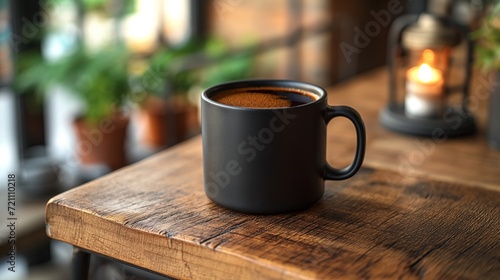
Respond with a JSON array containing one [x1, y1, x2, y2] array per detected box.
[[201, 80, 366, 214]]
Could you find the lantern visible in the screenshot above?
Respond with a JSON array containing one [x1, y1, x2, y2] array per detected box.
[[380, 13, 475, 137]]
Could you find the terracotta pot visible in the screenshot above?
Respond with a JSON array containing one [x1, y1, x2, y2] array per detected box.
[[73, 112, 129, 170], [139, 96, 198, 148]]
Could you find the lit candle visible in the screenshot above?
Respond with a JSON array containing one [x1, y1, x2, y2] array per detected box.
[[405, 62, 444, 118]]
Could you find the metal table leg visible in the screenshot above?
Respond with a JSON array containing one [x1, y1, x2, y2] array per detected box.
[[72, 247, 90, 280]]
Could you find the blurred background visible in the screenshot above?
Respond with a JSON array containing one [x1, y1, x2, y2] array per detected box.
[[0, 0, 493, 279]]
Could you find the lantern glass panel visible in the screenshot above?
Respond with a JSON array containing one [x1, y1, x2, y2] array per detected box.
[[404, 47, 450, 118]]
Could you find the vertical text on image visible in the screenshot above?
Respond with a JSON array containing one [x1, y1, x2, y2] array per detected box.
[[6, 173, 17, 272]]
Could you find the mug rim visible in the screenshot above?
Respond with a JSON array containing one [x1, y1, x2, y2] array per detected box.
[[202, 79, 327, 111]]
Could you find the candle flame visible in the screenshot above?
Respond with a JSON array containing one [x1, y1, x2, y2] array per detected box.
[[417, 63, 439, 83], [422, 49, 435, 65]]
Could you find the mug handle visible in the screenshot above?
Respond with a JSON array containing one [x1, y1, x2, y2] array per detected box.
[[324, 105, 366, 180]]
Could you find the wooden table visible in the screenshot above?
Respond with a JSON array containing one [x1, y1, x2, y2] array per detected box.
[[45, 68, 500, 279]]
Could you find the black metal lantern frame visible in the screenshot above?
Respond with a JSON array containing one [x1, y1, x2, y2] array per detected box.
[[380, 13, 476, 137]]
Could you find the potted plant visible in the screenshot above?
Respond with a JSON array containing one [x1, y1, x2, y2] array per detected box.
[[134, 42, 203, 148], [15, 45, 132, 170], [134, 38, 256, 148], [474, 0, 500, 149]]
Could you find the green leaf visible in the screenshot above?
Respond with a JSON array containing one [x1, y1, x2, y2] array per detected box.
[[14, 45, 131, 122], [475, 0, 500, 71]]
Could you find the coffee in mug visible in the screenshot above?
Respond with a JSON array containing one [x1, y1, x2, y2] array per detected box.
[[211, 87, 317, 108]]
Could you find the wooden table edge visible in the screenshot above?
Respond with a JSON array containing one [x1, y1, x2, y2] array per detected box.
[[44, 145, 318, 280]]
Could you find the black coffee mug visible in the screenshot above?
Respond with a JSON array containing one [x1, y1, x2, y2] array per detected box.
[[201, 80, 366, 214]]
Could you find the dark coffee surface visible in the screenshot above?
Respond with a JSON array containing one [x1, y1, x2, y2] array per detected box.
[[212, 92, 291, 108], [211, 87, 317, 108]]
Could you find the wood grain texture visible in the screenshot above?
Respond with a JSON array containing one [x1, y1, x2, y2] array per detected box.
[[46, 137, 500, 279]]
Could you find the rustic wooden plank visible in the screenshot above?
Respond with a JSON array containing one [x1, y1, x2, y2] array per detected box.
[[46, 136, 500, 279]]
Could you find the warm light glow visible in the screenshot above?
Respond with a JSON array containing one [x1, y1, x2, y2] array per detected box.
[[405, 50, 445, 117], [417, 63, 441, 84], [122, 0, 161, 53], [422, 49, 435, 65], [406, 63, 444, 94], [163, 0, 191, 46]]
